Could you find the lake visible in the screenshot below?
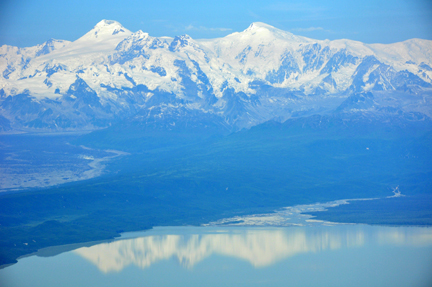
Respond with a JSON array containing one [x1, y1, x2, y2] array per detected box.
[[1, 224, 432, 287]]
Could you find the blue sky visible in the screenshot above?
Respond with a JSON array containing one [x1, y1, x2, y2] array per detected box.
[[1, 0, 431, 47]]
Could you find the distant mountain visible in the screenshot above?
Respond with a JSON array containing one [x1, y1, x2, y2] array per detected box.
[[1, 20, 432, 133]]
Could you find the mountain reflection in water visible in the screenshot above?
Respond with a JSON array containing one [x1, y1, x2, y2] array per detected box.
[[74, 226, 432, 273]]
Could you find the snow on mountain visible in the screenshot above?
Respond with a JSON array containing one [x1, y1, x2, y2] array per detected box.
[[0, 20, 431, 132], [43, 19, 132, 61], [369, 39, 432, 67]]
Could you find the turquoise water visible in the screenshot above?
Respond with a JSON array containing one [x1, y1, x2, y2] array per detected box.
[[1, 225, 432, 287]]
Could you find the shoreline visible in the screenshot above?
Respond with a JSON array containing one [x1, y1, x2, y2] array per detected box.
[[1, 192, 430, 269]]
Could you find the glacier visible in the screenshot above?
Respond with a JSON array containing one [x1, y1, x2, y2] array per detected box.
[[1, 19, 432, 132]]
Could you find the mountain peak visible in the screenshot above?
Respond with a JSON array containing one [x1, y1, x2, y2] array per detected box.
[[77, 20, 131, 42], [243, 22, 294, 35], [169, 34, 195, 52], [245, 22, 276, 31], [135, 30, 150, 38], [237, 22, 307, 43], [35, 38, 70, 57], [95, 19, 123, 28], [92, 19, 127, 34]]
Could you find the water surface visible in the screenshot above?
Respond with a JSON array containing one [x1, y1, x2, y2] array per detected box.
[[1, 225, 432, 287]]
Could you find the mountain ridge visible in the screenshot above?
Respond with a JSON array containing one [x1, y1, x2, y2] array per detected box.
[[1, 20, 431, 133]]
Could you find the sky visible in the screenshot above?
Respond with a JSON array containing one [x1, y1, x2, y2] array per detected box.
[[0, 0, 431, 47]]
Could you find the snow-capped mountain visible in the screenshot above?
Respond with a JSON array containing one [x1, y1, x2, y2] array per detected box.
[[1, 20, 432, 132]]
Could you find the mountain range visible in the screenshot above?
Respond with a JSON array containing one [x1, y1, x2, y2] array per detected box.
[[1, 19, 432, 133]]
